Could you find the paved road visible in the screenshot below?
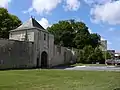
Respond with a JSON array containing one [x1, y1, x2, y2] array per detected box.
[[53, 66, 120, 71]]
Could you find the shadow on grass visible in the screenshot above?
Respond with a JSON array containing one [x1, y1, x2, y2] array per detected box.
[[51, 64, 75, 69], [0, 64, 75, 71], [0, 66, 50, 71]]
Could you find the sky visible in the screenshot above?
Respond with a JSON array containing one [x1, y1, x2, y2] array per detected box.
[[0, 0, 120, 52]]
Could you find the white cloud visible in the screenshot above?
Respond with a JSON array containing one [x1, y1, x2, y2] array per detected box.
[[90, 1, 120, 25], [23, 7, 33, 14], [27, 0, 61, 15], [64, 0, 80, 11], [38, 18, 51, 29], [0, 0, 11, 8]]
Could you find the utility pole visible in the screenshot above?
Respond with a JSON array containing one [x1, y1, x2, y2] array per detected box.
[[104, 40, 107, 64]]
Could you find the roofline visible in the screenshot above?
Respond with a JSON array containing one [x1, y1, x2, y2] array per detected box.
[[10, 27, 50, 34], [10, 28, 35, 32]]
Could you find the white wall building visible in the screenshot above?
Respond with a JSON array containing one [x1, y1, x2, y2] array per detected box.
[[9, 17, 76, 68]]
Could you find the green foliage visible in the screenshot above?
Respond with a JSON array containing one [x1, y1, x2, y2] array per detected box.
[[47, 19, 101, 49], [103, 51, 112, 59], [77, 46, 105, 64], [94, 47, 105, 63], [77, 50, 85, 63], [0, 8, 21, 38], [74, 32, 90, 49], [90, 33, 101, 48], [83, 45, 94, 63], [106, 52, 112, 59]]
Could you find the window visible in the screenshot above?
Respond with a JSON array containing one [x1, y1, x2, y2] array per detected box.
[[44, 34, 46, 40]]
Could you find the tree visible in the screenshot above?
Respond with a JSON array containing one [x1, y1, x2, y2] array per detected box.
[[48, 20, 98, 49], [71, 21, 91, 49], [48, 19, 101, 49], [77, 50, 85, 63], [103, 51, 112, 59], [48, 20, 74, 47], [83, 45, 94, 63], [77, 46, 105, 64], [0, 8, 21, 38], [74, 32, 91, 49], [90, 33, 101, 48], [94, 47, 105, 64], [77, 45, 94, 64]]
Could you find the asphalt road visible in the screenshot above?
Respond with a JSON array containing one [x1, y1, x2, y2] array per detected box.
[[53, 65, 120, 71], [64, 66, 120, 71]]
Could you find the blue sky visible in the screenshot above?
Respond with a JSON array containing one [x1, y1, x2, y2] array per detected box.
[[1, 0, 120, 52]]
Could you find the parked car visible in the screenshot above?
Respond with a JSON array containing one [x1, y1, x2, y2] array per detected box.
[[115, 60, 120, 66], [105, 59, 120, 66], [105, 60, 115, 65]]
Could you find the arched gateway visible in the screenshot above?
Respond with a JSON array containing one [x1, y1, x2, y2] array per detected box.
[[41, 51, 48, 68]]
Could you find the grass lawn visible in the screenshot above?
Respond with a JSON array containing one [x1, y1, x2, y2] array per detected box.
[[0, 70, 120, 90]]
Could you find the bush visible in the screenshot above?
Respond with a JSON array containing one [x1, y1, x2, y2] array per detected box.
[[77, 46, 105, 64]]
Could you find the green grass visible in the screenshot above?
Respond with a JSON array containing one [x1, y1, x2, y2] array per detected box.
[[0, 69, 120, 90]]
